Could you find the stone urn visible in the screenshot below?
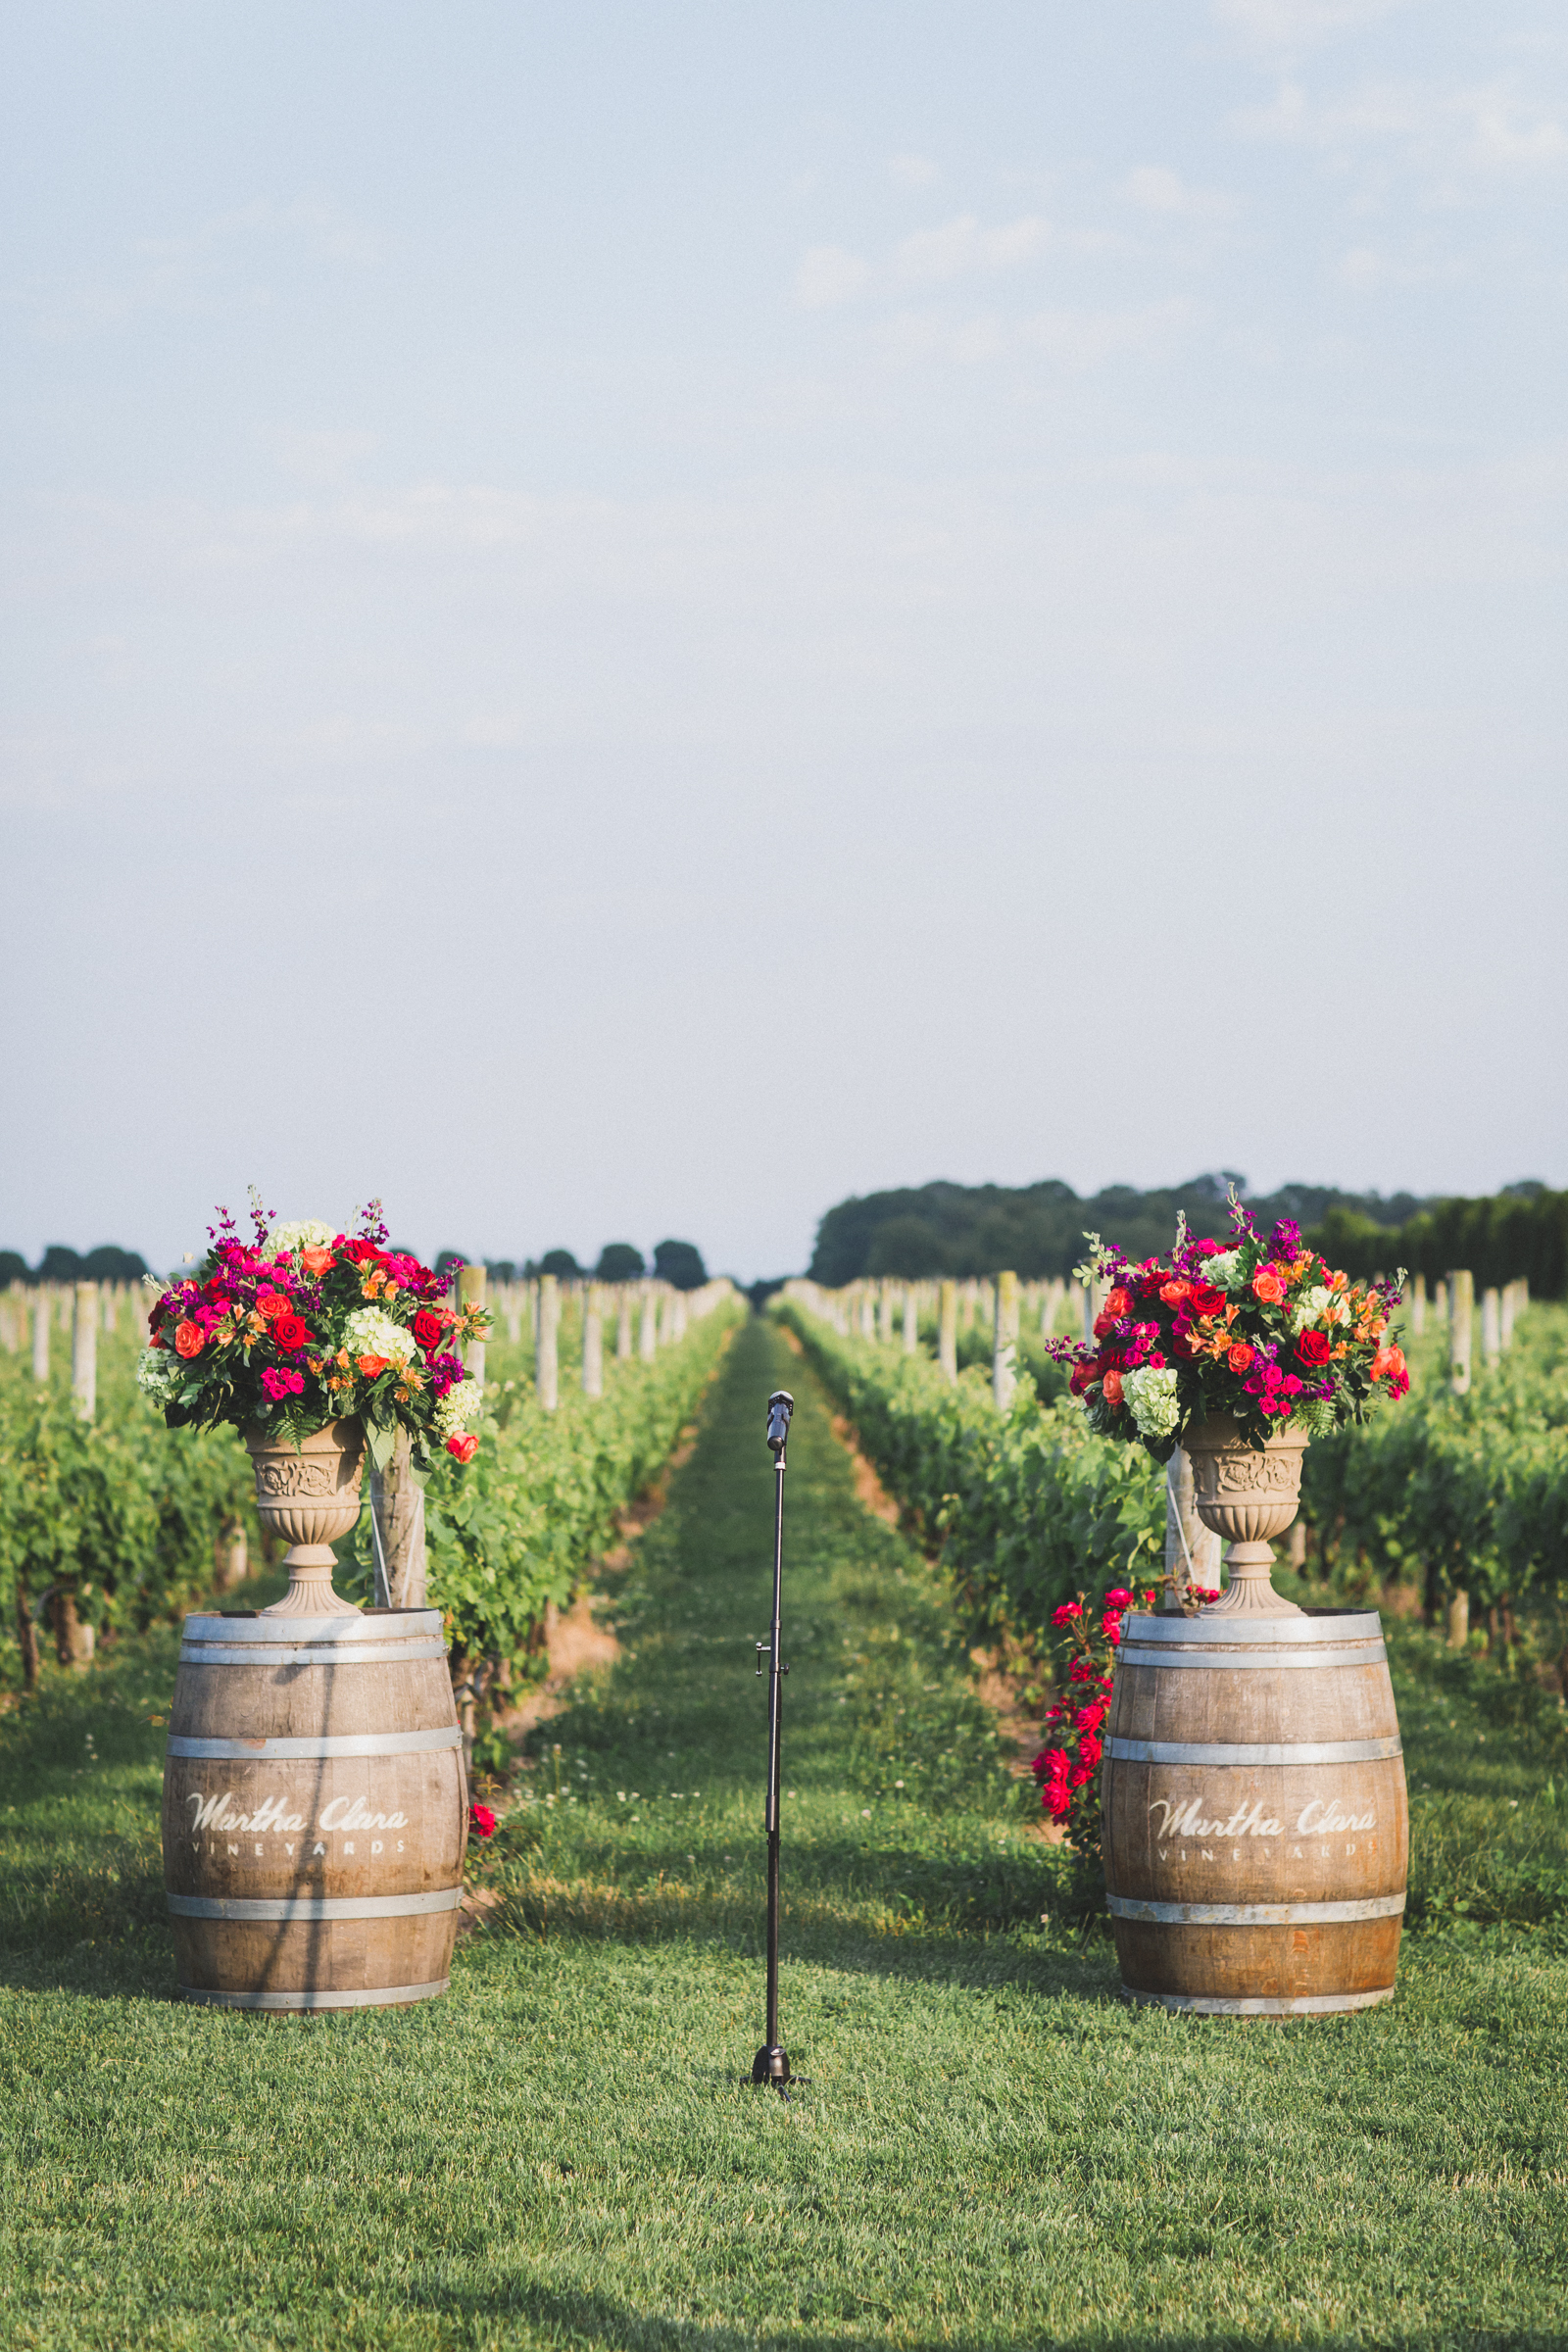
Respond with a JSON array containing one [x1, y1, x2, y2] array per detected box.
[[244, 1418, 366, 1617], [1183, 1412, 1309, 1618]]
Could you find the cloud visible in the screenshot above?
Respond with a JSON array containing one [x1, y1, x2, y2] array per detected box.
[[793, 243, 871, 309], [879, 298, 1191, 372], [1122, 166, 1240, 220], [1235, 77, 1568, 180], [1211, 0, 1416, 58], [888, 154, 939, 187], [893, 212, 1052, 284]]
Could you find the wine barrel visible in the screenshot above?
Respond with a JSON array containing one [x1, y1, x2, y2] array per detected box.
[[162, 1609, 466, 2011], [1102, 1609, 1407, 2018]]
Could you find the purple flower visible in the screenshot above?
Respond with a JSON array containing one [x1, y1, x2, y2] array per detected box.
[[430, 1350, 465, 1397], [1270, 1219, 1302, 1260]]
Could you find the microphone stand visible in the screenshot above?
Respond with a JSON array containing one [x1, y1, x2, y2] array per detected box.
[[752, 1387, 798, 2097]]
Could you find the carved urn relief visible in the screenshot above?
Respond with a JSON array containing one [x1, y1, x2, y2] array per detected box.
[[1183, 1413, 1309, 1618], [244, 1418, 365, 1617]]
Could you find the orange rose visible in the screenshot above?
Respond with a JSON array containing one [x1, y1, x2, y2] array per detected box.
[[255, 1290, 288, 1321], [1158, 1279, 1190, 1307], [174, 1319, 204, 1358], [356, 1353, 390, 1379], [301, 1247, 335, 1276], [1250, 1268, 1285, 1305], [1102, 1368, 1124, 1406], [1228, 1343, 1254, 1373]]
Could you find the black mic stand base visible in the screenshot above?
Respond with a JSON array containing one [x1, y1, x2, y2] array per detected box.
[[751, 2044, 802, 2099]]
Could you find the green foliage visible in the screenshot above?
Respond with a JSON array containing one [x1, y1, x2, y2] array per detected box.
[[344, 1294, 745, 1661], [0, 1329, 256, 1660], [1312, 1183, 1568, 1295], [775, 1299, 1165, 1642], [538, 1248, 583, 1278], [594, 1242, 645, 1282]]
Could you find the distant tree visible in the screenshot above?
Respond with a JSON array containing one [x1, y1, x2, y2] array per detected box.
[[80, 1245, 149, 1283], [866, 1215, 946, 1278], [0, 1250, 28, 1287], [539, 1248, 583, 1279], [595, 1243, 645, 1283], [485, 1259, 517, 1285], [37, 1246, 84, 1284], [653, 1239, 707, 1292]]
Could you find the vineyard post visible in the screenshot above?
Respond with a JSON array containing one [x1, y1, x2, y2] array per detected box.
[[72, 1282, 97, 1421], [616, 1286, 633, 1360], [57, 1285, 72, 1331], [31, 1287, 50, 1382], [1481, 1287, 1500, 1368], [458, 1264, 487, 1391], [938, 1280, 957, 1383], [878, 1283, 893, 1345], [1500, 1283, 1516, 1349], [672, 1289, 688, 1344], [371, 1431, 426, 1609], [582, 1285, 604, 1398], [102, 1285, 117, 1334], [1433, 1278, 1447, 1324], [1446, 1590, 1469, 1649], [993, 1270, 1018, 1412], [1164, 1446, 1222, 1609], [1449, 1270, 1473, 1395], [537, 1274, 560, 1410], [1408, 1273, 1426, 1337], [903, 1286, 917, 1354], [530, 1279, 541, 1346], [639, 1285, 657, 1361]]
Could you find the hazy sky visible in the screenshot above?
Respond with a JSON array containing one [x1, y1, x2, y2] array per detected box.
[[4, 1, 1564, 1279]]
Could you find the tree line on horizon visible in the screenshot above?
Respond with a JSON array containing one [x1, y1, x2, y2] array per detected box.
[[806, 1174, 1568, 1298]]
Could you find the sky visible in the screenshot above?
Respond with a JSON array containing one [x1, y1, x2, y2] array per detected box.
[[3, 0, 1565, 1280]]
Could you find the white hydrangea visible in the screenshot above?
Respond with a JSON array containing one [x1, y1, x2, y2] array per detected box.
[[434, 1378, 484, 1437], [270, 1218, 335, 1258], [136, 1347, 184, 1403], [343, 1306, 417, 1367], [1291, 1285, 1349, 1334], [1204, 1250, 1243, 1291], [1122, 1365, 1181, 1441]]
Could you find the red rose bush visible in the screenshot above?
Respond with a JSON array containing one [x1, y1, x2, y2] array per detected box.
[[1051, 1200, 1409, 1462], [137, 1195, 492, 1471]]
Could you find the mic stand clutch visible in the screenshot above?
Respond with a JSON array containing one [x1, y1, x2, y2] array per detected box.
[[751, 1388, 805, 2099]]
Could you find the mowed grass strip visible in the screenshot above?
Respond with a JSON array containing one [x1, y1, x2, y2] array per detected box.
[[0, 1317, 1564, 2350]]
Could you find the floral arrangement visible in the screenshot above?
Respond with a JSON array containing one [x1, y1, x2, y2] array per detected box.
[[1048, 1202, 1409, 1461], [137, 1197, 492, 1469], [1031, 1579, 1216, 1847]]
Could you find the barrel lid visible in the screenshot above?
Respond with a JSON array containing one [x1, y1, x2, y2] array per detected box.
[[1124, 1609, 1383, 1643], [180, 1608, 445, 1642]]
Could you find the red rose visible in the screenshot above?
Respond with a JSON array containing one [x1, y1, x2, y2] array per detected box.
[[413, 1309, 443, 1351], [447, 1432, 479, 1464], [272, 1312, 311, 1351], [470, 1802, 497, 1839], [1188, 1283, 1226, 1317], [342, 1239, 381, 1265], [1069, 1361, 1098, 1396], [1295, 1330, 1332, 1368]]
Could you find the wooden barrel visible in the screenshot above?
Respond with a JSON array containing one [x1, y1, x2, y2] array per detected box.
[[162, 1609, 466, 2011], [1102, 1609, 1407, 2018]]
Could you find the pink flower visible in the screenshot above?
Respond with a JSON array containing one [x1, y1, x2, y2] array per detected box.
[[1075, 1701, 1107, 1733], [1077, 1731, 1102, 1771], [1102, 1611, 1123, 1642], [261, 1367, 305, 1400], [470, 1803, 497, 1839], [1051, 1601, 1084, 1628], [1103, 1588, 1133, 1608]]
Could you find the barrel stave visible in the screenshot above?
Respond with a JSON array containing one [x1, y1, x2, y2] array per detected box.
[[1112, 1916, 1402, 2003], [171, 1912, 457, 2002]]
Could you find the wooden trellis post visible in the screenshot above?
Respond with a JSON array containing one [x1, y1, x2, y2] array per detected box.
[[616, 1287, 634, 1360], [582, 1285, 604, 1397], [639, 1285, 658, 1362], [537, 1273, 560, 1410], [993, 1270, 1018, 1412], [1449, 1269, 1473, 1395], [457, 1264, 487, 1391], [1480, 1287, 1500, 1369], [72, 1283, 97, 1421], [903, 1286, 917, 1354], [32, 1288, 50, 1382], [938, 1279, 957, 1384]]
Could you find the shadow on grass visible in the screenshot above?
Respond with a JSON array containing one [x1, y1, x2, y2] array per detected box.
[[400, 2276, 1559, 2352]]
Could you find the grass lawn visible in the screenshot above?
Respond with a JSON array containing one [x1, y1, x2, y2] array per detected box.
[[3, 1315, 1567, 2350]]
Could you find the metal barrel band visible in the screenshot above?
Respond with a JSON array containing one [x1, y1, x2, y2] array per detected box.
[[176, 1978, 451, 2010], [167, 1728, 462, 1761], [1106, 1735, 1403, 1767], [181, 1611, 444, 1643], [1118, 1644, 1388, 1672], [167, 1888, 462, 1921], [179, 1642, 449, 1666], [1109, 1892, 1406, 1926], [1127, 1613, 1382, 1644], [1120, 1985, 1396, 2017]]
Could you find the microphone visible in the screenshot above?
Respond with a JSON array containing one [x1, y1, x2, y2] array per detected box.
[[765, 1391, 794, 1455]]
